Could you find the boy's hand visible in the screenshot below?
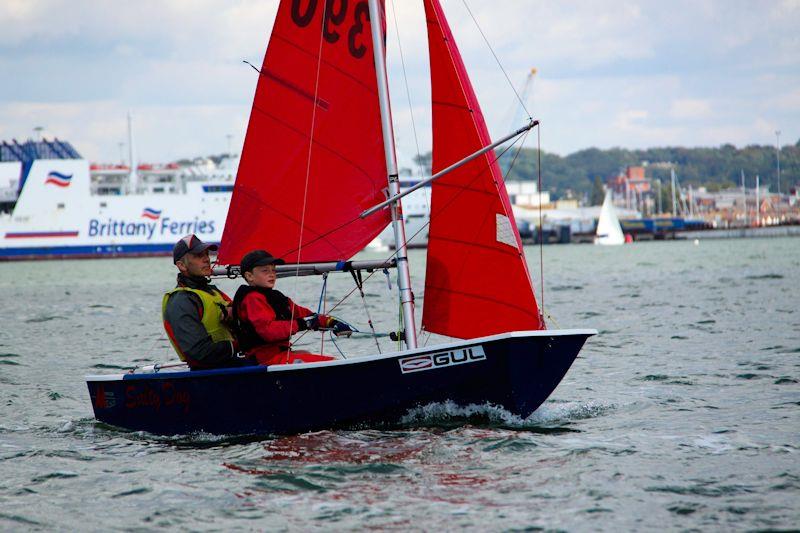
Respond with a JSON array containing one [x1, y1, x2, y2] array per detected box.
[[329, 318, 354, 337], [298, 314, 320, 331], [331, 320, 353, 337]]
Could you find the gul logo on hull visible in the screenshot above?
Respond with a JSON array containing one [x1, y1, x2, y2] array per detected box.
[[88, 215, 216, 240], [45, 171, 73, 187], [398, 346, 486, 374]]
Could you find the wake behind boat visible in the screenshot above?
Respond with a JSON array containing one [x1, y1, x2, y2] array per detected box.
[[87, 0, 595, 436]]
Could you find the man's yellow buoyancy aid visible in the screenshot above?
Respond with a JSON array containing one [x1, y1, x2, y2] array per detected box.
[[162, 287, 234, 362]]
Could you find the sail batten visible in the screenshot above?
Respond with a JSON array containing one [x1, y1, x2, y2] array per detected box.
[[422, 0, 543, 339], [218, 0, 391, 265]]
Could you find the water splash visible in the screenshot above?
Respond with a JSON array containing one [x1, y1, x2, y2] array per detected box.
[[398, 400, 614, 430]]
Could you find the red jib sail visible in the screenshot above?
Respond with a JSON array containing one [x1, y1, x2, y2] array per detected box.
[[421, 0, 543, 338], [218, 0, 391, 265]]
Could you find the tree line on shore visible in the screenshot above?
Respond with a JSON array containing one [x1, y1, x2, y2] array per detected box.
[[412, 138, 800, 201]]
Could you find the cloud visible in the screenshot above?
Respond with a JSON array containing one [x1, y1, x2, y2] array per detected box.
[[670, 99, 712, 120], [766, 89, 800, 112], [0, 0, 798, 163], [441, 0, 655, 71], [0, 100, 248, 162]]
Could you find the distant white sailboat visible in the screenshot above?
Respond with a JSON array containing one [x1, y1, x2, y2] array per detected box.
[[595, 191, 625, 245]]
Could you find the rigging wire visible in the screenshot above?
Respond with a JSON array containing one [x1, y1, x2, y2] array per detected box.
[[327, 331, 347, 358], [423, 330, 431, 347], [396, 300, 403, 350], [537, 125, 545, 322], [411, 127, 532, 340], [289, 0, 329, 359], [389, 0, 427, 185], [317, 272, 329, 355], [544, 311, 560, 329], [350, 270, 383, 354], [140, 332, 167, 367], [461, 0, 531, 121]]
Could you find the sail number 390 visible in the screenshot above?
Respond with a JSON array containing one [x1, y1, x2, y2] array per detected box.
[[291, 0, 371, 59]]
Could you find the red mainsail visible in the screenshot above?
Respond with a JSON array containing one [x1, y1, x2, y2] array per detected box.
[[421, 0, 543, 338], [218, 0, 391, 265]]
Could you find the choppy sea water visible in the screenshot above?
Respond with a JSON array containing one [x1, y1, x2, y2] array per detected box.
[[1, 237, 798, 530]]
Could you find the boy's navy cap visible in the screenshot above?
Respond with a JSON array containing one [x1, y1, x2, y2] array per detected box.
[[173, 234, 218, 264], [241, 249, 285, 273]]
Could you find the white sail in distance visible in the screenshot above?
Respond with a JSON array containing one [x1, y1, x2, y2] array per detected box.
[[595, 191, 625, 245]]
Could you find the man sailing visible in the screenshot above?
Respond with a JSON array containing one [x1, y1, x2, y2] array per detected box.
[[162, 234, 253, 370]]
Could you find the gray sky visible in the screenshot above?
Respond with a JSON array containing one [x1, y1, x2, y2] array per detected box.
[[1, 0, 798, 164]]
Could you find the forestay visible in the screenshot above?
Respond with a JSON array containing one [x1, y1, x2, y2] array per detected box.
[[421, 0, 543, 339], [218, 0, 392, 265]]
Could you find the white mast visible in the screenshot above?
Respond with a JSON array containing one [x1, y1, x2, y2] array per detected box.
[[741, 169, 747, 227], [656, 178, 662, 214], [367, 0, 417, 350], [127, 111, 139, 193], [670, 167, 678, 216], [775, 130, 781, 196], [756, 175, 760, 226]]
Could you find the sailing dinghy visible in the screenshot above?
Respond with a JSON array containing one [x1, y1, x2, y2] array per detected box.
[[87, 0, 595, 436], [595, 191, 625, 245]]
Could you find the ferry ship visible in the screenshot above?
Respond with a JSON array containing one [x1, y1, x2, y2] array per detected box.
[[0, 136, 433, 260], [0, 138, 235, 260], [0, 136, 542, 260]]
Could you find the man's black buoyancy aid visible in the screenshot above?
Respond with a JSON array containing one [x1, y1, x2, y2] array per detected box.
[[232, 285, 295, 352]]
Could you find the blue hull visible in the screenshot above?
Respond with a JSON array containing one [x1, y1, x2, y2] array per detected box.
[[0, 243, 176, 261], [86, 330, 594, 436]]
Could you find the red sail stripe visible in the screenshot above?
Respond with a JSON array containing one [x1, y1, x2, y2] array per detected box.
[[421, 0, 543, 339]]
